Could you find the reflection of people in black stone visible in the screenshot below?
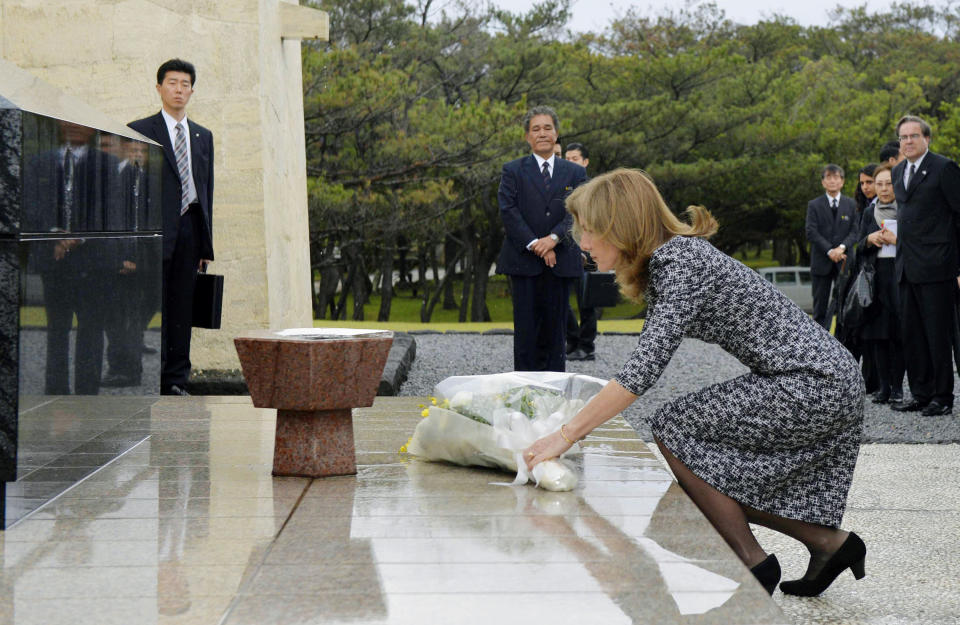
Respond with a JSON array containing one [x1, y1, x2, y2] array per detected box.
[[103, 138, 155, 387], [23, 121, 121, 395]]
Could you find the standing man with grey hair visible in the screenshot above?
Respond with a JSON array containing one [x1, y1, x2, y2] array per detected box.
[[888, 115, 960, 416], [805, 164, 859, 330], [496, 106, 587, 371]]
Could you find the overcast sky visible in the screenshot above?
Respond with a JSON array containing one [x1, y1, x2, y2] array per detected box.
[[488, 0, 895, 31]]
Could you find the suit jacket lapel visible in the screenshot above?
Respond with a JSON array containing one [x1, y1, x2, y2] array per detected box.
[[525, 155, 550, 202], [188, 120, 203, 186], [905, 165, 928, 201], [153, 113, 178, 175]]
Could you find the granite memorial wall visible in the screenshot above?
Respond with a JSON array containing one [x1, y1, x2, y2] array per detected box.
[[1, 67, 164, 526]]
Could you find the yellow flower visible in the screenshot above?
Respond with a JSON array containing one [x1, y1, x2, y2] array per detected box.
[[399, 444, 407, 453], [417, 403, 426, 409], [430, 397, 438, 405], [441, 398, 450, 408], [421, 408, 429, 417]]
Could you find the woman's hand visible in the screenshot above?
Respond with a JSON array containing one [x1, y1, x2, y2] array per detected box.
[[523, 430, 572, 471], [878, 228, 897, 245], [867, 231, 884, 247]]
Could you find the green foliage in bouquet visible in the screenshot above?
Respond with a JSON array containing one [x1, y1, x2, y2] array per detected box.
[[446, 386, 567, 426]]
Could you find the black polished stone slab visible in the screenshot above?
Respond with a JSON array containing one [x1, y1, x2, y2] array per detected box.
[[1, 59, 165, 527]]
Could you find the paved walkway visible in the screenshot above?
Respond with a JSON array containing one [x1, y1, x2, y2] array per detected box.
[[2, 394, 956, 624]]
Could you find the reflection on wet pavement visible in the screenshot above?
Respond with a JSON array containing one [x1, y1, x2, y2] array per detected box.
[[0, 396, 785, 624]]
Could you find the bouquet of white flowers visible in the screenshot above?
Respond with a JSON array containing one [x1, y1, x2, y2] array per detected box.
[[404, 371, 607, 491]]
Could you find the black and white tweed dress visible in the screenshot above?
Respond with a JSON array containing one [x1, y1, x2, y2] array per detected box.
[[614, 236, 864, 527]]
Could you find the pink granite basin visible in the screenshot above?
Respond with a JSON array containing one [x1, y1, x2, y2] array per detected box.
[[234, 328, 394, 411]]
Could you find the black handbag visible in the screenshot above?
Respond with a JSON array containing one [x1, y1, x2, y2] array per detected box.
[[841, 257, 875, 329], [192, 270, 224, 329], [581, 271, 620, 308]]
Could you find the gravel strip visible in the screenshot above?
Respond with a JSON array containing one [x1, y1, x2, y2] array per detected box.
[[399, 333, 960, 443]]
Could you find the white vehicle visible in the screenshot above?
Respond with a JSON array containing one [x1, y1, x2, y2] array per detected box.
[[757, 266, 814, 313]]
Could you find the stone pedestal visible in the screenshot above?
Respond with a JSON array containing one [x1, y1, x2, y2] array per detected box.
[[234, 328, 393, 477], [273, 409, 355, 477]]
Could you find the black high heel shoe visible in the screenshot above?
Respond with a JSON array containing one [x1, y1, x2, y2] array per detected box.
[[779, 532, 866, 597], [750, 554, 781, 595]]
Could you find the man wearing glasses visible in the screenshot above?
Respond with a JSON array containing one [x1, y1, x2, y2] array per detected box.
[[889, 115, 960, 417]]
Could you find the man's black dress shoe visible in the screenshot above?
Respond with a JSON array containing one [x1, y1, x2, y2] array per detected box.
[[161, 384, 190, 396], [142, 345, 158, 354], [567, 349, 596, 361], [870, 391, 890, 404], [102, 373, 141, 388], [750, 554, 780, 595], [921, 401, 952, 417], [891, 399, 927, 412], [889, 391, 903, 403], [780, 532, 866, 597]]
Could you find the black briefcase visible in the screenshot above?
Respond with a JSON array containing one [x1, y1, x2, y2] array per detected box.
[[581, 271, 619, 308], [192, 271, 224, 329]]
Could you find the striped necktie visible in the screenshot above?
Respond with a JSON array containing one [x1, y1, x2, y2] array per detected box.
[[174, 122, 190, 215], [542, 161, 551, 188]]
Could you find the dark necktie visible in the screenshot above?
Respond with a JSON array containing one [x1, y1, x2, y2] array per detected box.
[[62, 148, 76, 229], [542, 161, 551, 188], [831, 198, 837, 216], [132, 162, 142, 231], [906, 163, 916, 189]]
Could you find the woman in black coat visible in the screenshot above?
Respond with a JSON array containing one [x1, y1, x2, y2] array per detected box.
[[857, 162, 904, 403]]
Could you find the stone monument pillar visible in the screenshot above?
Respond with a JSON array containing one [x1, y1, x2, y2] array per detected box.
[[0, 0, 329, 376]]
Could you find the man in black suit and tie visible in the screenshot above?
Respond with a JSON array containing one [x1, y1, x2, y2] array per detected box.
[[887, 115, 960, 417], [23, 121, 121, 394], [805, 164, 859, 330], [497, 106, 587, 371], [128, 59, 214, 396]]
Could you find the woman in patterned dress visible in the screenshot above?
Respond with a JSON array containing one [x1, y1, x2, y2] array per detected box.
[[524, 169, 867, 597]]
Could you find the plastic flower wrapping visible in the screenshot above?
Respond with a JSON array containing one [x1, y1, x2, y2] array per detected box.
[[405, 371, 608, 491]]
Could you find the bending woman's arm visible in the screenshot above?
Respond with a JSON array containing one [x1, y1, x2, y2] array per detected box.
[[524, 380, 637, 469]]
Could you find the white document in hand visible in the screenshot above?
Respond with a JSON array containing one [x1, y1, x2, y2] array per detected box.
[[879, 219, 897, 258]]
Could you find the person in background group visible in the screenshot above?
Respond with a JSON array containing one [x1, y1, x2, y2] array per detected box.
[[563, 142, 599, 362], [128, 59, 215, 396], [847, 163, 879, 393], [879, 140, 903, 167], [496, 106, 588, 371], [888, 115, 960, 417], [855, 164, 877, 218], [805, 165, 859, 330], [856, 162, 904, 404]]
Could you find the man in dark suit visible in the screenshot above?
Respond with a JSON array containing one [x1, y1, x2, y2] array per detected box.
[[128, 59, 214, 396], [497, 106, 587, 371], [22, 121, 121, 394], [563, 142, 598, 361], [888, 115, 960, 417], [805, 164, 859, 330]]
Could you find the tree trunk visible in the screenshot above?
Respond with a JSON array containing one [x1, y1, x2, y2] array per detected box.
[[378, 232, 396, 321], [443, 235, 458, 309], [346, 242, 367, 321], [421, 248, 464, 322], [470, 260, 492, 321], [459, 222, 477, 323], [772, 238, 794, 266], [315, 238, 340, 320]]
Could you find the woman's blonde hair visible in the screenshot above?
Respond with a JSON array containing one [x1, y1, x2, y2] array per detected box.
[[566, 168, 719, 302]]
